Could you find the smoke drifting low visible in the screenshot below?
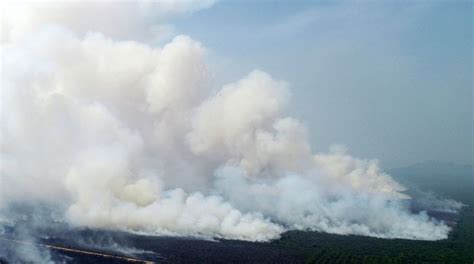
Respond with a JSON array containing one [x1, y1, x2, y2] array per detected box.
[[0, 1, 458, 244]]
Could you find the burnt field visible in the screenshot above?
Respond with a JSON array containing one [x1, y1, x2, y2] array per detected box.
[[0, 227, 300, 264]]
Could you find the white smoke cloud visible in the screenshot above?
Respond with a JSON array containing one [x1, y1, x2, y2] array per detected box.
[[187, 70, 313, 176], [314, 145, 409, 199], [214, 167, 449, 240], [65, 152, 282, 241], [0, 1, 454, 242]]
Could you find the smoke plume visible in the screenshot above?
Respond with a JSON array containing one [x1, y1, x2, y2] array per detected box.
[[0, 1, 455, 243]]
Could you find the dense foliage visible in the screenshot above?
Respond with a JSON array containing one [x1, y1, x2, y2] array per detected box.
[[274, 206, 474, 264]]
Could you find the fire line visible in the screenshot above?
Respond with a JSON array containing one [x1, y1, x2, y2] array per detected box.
[[0, 237, 153, 263]]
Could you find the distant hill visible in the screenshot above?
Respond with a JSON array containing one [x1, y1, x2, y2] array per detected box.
[[389, 161, 473, 205]]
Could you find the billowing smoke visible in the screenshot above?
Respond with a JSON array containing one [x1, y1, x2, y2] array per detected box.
[[0, 1, 455, 243]]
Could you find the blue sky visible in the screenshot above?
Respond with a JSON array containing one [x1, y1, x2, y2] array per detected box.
[[169, 0, 471, 168]]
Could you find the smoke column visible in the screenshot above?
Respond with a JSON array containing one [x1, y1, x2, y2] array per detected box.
[[0, 1, 455, 243]]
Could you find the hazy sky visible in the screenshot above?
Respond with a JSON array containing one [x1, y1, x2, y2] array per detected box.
[[167, 0, 472, 168]]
